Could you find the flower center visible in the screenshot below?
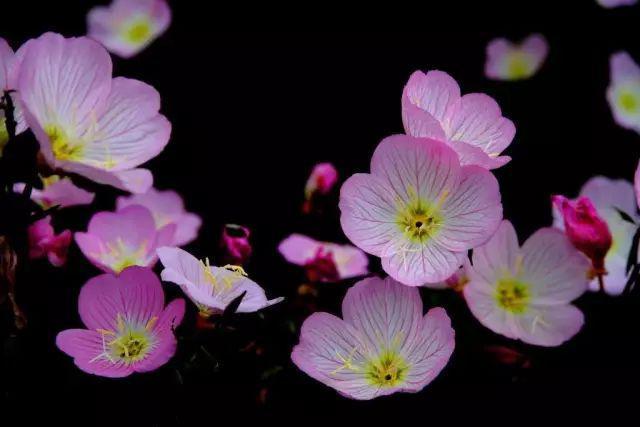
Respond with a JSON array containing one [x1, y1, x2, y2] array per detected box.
[[495, 277, 530, 314], [507, 53, 532, 80], [397, 198, 444, 243], [365, 351, 408, 388], [94, 315, 158, 365], [46, 124, 84, 162], [125, 19, 153, 44], [619, 91, 639, 113]]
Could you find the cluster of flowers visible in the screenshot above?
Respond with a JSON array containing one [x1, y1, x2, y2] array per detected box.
[[2, 0, 640, 402]]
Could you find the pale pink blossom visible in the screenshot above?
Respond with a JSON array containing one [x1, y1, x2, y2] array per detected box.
[[56, 267, 185, 378], [116, 188, 201, 246], [464, 220, 589, 347], [278, 234, 368, 282], [157, 246, 283, 316], [305, 162, 338, 199], [553, 176, 639, 295], [402, 70, 515, 169], [607, 51, 640, 133], [28, 216, 72, 267], [291, 276, 455, 400], [15, 175, 94, 209], [340, 135, 502, 286], [485, 34, 548, 81], [88, 0, 171, 58], [17, 33, 171, 193], [75, 205, 175, 274]]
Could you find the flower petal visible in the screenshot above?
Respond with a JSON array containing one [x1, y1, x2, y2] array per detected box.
[[511, 304, 584, 347], [402, 70, 461, 123], [382, 241, 466, 285]]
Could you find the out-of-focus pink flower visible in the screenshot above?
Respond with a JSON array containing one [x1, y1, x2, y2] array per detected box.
[[87, 0, 171, 58], [597, 0, 637, 8], [485, 34, 548, 81], [553, 177, 637, 295], [340, 135, 502, 286], [552, 195, 612, 274], [56, 267, 185, 378], [75, 205, 175, 274], [464, 220, 589, 347], [116, 188, 201, 246], [220, 224, 252, 266], [607, 52, 640, 133], [303, 163, 339, 213], [0, 37, 27, 154], [17, 33, 171, 193], [157, 246, 283, 316], [402, 70, 515, 170], [278, 234, 368, 282], [15, 175, 95, 209], [291, 276, 455, 400], [28, 217, 72, 267]]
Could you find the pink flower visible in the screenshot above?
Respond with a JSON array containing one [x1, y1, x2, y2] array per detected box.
[[87, 0, 171, 58], [339, 135, 502, 286], [28, 217, 72, 267], [464, 220, 589, 347], [116, 188, 201, 246], [291, 276, 455, 400], [75, 205, 175, 274], [607, 52, 640, 133], [56, 267, 185, 378], [485, 34, 548, 81], [17, 33, 171, 193], [157, 246, 283, 316], [220, 224, 252, 266], [15, 175, 95, 209], [305, 162, 338, 199], [402, 70, 515, 170], [278, 234, 368, 282], [552, 195, 612, 274], [553, 177, 637, 295], [597, 0, 637, 7], [0, 37, 27, 154]]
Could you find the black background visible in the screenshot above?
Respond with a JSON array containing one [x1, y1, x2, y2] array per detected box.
[[2, 1, 640, 425]]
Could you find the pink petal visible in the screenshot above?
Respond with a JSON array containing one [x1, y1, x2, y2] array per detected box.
[[401, 100, 446, 140], [402, 70, 461, 122], [382, 243, 467, 285], [610, 51, 640, 84], [278, 234, 320, 265], [469, 220, 520, 287], [134, 298, 184, 373], [511, 304, 584, 347]]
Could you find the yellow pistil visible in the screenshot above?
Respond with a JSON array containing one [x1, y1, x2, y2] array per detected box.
[[200, 259, 248, 291], [102, 239, 148, 273], [124, 19, 153, 44], [92, 314, 157, 365], [365, 350, 408, 388], [495, 276, 530, 314], [397, 188, 448, 243], [619, 91, 639, 113], [45, 124, 84, 162], [506, 53, 532, 80]]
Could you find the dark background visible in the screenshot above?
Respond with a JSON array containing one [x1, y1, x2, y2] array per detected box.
[[2, 1, 640, 424]]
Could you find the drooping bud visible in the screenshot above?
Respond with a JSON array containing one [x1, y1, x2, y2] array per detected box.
[[220, 224, 252, 266]]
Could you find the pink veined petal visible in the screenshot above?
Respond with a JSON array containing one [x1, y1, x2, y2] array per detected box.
[[61, 161, 154, 194], [42, 178, 95, 208], [520, 228, 590, 305], [402, 70, 461, 123], [443, 93, 516, 156], [78, 267, 164, 331], [446, 140, 511, 170], [437, 165, 502, 252], [56, 329, 135, 378], [581, 176, 638, 221], [291, 312, 376, 400], [401, 307, 455, 392], [134, 298, 184, 373], [511, 304, 584, 347], [339, 173, 403, 257], [401, 100, 447, 140], [382, 241, 467, 285], [278, 234, 320, 265], [469, 220, 520, 288], [463, 284, 519, 340], [86, 205, 158, 257], [82, 77, 171, 172], [18, 33, 112, 159], [341, 276, 423, 354], [370, 135, 461, 208]]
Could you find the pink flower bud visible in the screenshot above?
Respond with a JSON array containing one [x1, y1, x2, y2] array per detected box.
[[304, 247, 340, 283], [28, 217, 72, 267], [304, 163, 338, 199], [552, 195, 612, 272], [220, 224, 252, 266]]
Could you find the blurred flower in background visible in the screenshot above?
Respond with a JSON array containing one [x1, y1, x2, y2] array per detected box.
[[28, 217, 71, 267], [303, 162, 338, 214], [87, 0, 171, 58], [597, 0, 637, 8], [56, 267, 185, 377], [220, 224, 252, 266], [0, 37, 27, 156], [607, 51, 640, 134], [485, 34, 548, 81], [15, 175, 95, 209]]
